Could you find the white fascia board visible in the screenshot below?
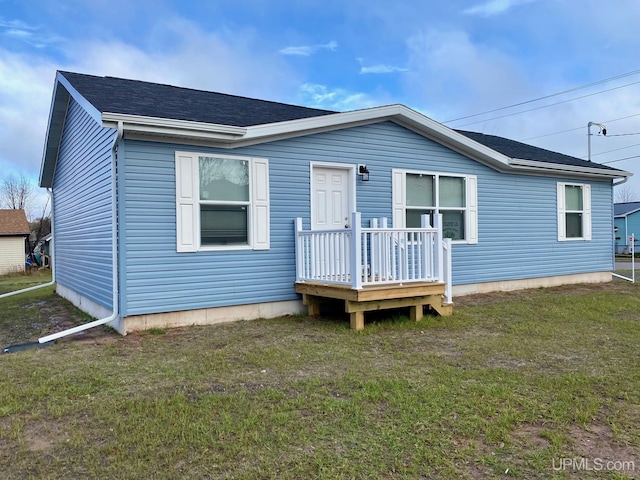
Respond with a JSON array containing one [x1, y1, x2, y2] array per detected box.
[[57, 73, 103, 125], [243, 104, 513, 167], [388, 106, 513, 168], [509, 158, 632, 179], [101, 112, 247, 139], [243, 105, 401, 139]]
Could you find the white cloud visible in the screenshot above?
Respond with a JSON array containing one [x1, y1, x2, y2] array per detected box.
[[405, 29, 532, 118], [463, 0, 537, 16], [279, 40, 338, 56], [298, 83, 379, 111], [0, 17, 61, 48], [359, 63, 407, 74], [0, 18, 303, 216]]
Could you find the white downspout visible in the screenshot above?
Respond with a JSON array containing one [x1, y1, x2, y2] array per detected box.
[[0, 188, 56, 299], [39, 121, 123, 344]]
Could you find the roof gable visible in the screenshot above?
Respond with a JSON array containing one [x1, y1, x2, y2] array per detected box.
[[0, 209, 30, 236]]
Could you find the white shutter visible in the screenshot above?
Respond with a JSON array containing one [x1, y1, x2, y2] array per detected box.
[[251, 158, 270, 250], [466, 175, 478, 244], [583, 184, 592, 241], [175, 152, 198, 252], [392, 170, 405, 228], [557, 183, 566, 241]]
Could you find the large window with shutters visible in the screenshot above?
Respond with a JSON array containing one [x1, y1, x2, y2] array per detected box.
[[392, 169, 478, 244], [557, 182, 591, 241], [175, 152, 270, 252]]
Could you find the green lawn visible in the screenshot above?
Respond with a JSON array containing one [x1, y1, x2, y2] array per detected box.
[[1, 277, 639, 479]]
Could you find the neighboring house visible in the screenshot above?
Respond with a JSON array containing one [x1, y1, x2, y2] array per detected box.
[[614, 202, 640, 253], [39, 71, 631, 334], [0, 209, 30, 275]]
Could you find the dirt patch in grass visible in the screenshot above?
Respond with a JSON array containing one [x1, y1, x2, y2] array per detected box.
[[23, 420, 63, 452], [569, 422, 639, 467]]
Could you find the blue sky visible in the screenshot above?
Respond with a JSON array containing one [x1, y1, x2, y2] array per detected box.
[[2, 0, 640, 215]]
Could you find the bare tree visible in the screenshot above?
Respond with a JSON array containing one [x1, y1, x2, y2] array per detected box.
[[0, 173, 34, 212], [615, 184, 638, 203]]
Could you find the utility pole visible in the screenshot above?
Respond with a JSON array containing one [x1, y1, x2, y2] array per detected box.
[[587, 121, 607, 161]]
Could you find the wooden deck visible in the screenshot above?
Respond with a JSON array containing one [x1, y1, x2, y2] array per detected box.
[[295, 281, 453, 331]]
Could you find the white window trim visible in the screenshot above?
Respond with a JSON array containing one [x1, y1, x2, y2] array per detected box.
[[392, 169, 478, 245], [175, 151, 270, 252], [557, 182, 591, 242]]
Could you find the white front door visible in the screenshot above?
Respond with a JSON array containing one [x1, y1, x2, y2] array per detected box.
[[312, 166, 353, 230]]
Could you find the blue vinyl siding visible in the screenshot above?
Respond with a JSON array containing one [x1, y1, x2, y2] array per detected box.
[[615, 212, 640, 251], [120, 121, 614, 316], [53, 99, 115, 309]]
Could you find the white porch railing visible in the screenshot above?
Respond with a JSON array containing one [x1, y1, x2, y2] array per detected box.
[[295, 212, 452, 303]]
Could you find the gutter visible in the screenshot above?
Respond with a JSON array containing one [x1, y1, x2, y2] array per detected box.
[[3, 122, 123, 352], [38, 120, 124, 344], [613, 176, 630, 187]]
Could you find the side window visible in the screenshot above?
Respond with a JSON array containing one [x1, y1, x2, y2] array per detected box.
[[394, 170, 478, 244], [199, 157, 250, 246], [175, 152, 270, 252], [557, 182, 591, 241]]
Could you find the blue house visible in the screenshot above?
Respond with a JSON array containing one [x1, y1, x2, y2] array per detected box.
[[614, 202, 640, 253], [39, 71, 631, 333]]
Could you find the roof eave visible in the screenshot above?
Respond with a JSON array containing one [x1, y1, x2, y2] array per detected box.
[[102, 112, 247, 140], [509, 158, 632, 179]]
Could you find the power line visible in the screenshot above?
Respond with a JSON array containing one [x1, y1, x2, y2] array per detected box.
[[585, 142, 640, 158], [523, 112, 640, 141], [602, 155, 640, 164], [443, 67, 640, 124], [450, 80, 640, 129]]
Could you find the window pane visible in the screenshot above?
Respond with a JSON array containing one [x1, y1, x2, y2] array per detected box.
[[201, 205, 248, 245], [406, 209, 433, 228], [565, 185, 583, 211], [406, 174, 434, 207], [199, 157, 249, 201], [566, 213, 583, 238], [442, 210, 465, 240], [440, 176, 465, 207]]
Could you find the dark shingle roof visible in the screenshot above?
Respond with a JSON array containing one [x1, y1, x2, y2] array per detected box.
[[57, 72, 623, 174], [456, 130, 619, 172], [60, 71, 336, 127], [0, 209, 30, 236], [614, 202, 640, 217]]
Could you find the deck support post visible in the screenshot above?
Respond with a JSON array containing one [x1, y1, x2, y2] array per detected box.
[[350, 310, 364, 331], [302, 294, 321, 316], [409, 304, 423, 322]]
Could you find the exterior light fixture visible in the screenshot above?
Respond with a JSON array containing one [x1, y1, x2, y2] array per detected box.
[[358, 164, 370, 181]]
